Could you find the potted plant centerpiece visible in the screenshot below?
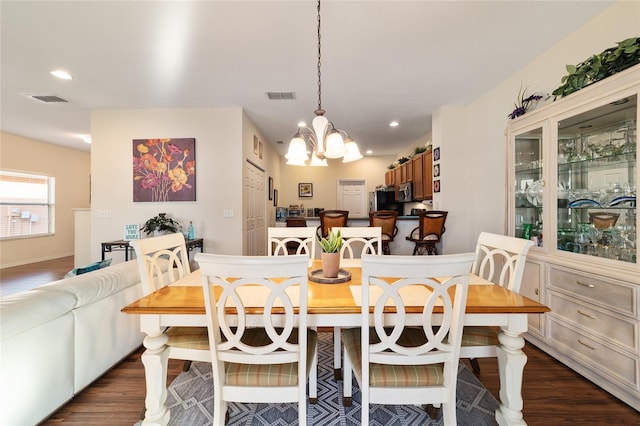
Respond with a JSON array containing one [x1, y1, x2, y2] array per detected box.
[[320, 228, 343, 278], [141, 213, 181, 237]]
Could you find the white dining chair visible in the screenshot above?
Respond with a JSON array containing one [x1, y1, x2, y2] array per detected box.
[[267, 226, 317, 267], [342, 253, 476, 425], [267, 225, 318, 402], [335, 226, 382, 267], [130, 234, 210, 374], [460, 232, 534, 374], [330, 226, 382, 379], [195, 253, 317, 426]]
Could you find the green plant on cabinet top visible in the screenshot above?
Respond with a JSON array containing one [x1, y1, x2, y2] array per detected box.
[[552, 37, 640, 99]]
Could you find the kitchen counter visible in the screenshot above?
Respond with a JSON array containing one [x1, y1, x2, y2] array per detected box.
[[275, 216, 423, 255]]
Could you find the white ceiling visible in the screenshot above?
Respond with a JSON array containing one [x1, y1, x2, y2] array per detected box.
[[0, 1, 614, 156]]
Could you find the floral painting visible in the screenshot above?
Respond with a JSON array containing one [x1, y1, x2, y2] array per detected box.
[[133, 138, 196, 202]]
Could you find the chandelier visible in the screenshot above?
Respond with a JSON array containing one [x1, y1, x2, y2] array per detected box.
[[285, 0, 362, 166]]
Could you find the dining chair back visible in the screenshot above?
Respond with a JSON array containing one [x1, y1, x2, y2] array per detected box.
[[268, 226, 316, 266], [195, 253, 317, 426], [328, 226, 383, 378], [335, 226, 382, 267], [461, 232, 535, 374], [317, 210, 349, 240], [342, 253, 475, 425], [406, 210, 448, 255], [130, 233, 210, 378], [286, 217, 308, 254], [472, 232, 535, 292], [369, 210, 399, 254], [130, 233, 191, 293]]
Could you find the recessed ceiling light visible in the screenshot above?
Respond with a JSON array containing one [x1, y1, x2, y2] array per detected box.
[[80, 135, 92, 144], [389, 121, 399, 127], [365, 150, 373, 155], [297, 121, 306, 128], [51, 70, 72, 80]]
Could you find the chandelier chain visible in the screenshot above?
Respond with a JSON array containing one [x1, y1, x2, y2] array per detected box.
[[316, 0, 322, 112]]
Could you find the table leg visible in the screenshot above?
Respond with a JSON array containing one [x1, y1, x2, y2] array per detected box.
[[495, 314, 528, 426], [141, 331, 171, 425]]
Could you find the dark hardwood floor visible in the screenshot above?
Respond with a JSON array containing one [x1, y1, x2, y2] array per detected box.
[[3, 257, 638, 425], [0, 255, 75, 296]]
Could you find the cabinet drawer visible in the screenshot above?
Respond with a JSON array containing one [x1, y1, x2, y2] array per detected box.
[[548, 318, 639, 389], [548, 266, 636, 316], [548, 292, 638, 352]]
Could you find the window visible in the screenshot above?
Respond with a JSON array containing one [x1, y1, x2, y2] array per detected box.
[[0, 171, 55, 239]]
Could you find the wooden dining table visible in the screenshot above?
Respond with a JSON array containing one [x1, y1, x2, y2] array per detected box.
[[122, 260, 549, 426]]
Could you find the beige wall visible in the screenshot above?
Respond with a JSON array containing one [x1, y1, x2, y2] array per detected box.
[[277, 155, 396, 213], [0, 132, 90, 268], [242, 111, 281, 229], [90, 108, 281, 263]]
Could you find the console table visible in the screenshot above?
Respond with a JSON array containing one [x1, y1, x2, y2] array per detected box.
[[101, 237, 204, 261]]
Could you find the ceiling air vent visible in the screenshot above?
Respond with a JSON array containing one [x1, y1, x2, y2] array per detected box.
[[266, 92, 295, 100], [24, 94, 69, 103]]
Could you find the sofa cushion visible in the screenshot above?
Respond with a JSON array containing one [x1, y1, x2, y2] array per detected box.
[[39, 260, 141, 308], [0, 289, 77, 341], [64, 258, 112, 278]]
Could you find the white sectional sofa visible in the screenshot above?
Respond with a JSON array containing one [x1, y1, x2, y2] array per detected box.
[[0, 260, 145, 426]]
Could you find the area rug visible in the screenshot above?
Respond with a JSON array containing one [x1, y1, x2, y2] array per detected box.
[[146, 332, 499, 425]]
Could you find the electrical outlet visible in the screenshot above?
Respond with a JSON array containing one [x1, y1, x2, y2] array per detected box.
[[223, 209, 234, 217]]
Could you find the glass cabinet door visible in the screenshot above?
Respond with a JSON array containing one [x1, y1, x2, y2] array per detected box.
[[557, 94, 636, 263], [514, 127, 544, 247]]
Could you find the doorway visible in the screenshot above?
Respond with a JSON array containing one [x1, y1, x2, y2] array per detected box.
[[337, 179, 367, 217], [243, 161, 266, 255]]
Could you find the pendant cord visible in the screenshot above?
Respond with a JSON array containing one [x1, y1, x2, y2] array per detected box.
[[316, 0, 322, 112]]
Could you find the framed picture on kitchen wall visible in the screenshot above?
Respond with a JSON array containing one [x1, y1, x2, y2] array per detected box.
[[273, 189, 278, 206], [298, 183, 313, 197], [268, 177, 273, 200]]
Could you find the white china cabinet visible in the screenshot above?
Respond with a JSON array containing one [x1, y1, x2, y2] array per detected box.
[[507, 65, 639, 411]]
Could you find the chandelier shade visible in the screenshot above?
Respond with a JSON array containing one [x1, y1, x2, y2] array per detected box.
[[285, 0, 362, 166], [343, 139, 363, 163]]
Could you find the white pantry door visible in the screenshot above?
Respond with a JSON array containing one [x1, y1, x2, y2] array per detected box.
[[337, 179, 367, 217], [243, 161, 266, 255]]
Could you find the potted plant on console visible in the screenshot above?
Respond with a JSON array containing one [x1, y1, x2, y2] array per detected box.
[[320, 228, 343, 278], [141, 213, 181, 237]]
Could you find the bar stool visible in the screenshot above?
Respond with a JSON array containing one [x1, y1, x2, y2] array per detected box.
[[406, 210, 447, 255], [316, 210, 349, 240], [368, 210, 398, 254]]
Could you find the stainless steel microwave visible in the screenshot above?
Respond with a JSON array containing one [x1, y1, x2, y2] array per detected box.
[[398, 182, 413, 202]]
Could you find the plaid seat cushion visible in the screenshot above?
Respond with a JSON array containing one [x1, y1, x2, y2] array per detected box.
[[225, 328, 317, 387], [167, 326, 209, 350], [460, 326, 499, 346], [342, 327, 444, 387]]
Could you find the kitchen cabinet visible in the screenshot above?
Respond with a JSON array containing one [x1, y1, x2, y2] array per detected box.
[[506, 64, 639, 411], [422, 151, 433, 199], [385, 170, 395, 187], [385, 151, 433, 201], [412, 154, 424, 200], [404, 160, 413, 183]]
